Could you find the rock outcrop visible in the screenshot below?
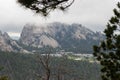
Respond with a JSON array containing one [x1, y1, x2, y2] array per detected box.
[[0, 31, 29, 53], [19, 22, 104, 53]]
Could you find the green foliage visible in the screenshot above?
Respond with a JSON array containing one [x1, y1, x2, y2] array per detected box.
[[0, 76, 8, 80], [17, 0, 74, 16], [0, 51, 100, 80], [93, 2, 120, 80], [0, 64, 8, 80]]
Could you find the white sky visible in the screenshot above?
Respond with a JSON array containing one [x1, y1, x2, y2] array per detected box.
[[0, 0, 119, 37]]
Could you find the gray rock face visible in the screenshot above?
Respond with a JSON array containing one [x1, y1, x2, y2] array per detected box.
[[0, 31, 28, 53], [19, 22, 104, 53], [19, 24, 60, 48], [0, 32, 13, 52]]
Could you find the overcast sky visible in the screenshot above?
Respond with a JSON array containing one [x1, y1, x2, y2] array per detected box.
[[0, 0, 119, 37]]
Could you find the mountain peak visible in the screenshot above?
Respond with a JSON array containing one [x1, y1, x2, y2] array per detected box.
[[19, 22, 104, 53], [3, 32, 11, 40], [0, 31, 29, 53]]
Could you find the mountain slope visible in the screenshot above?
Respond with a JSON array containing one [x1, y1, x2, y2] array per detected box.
[[0, 31, 28, 53], [19, 22, 104, 53]]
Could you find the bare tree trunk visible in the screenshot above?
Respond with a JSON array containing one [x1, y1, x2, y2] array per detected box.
[[45, 68, 50, 80], [37, 50, 51, 80]]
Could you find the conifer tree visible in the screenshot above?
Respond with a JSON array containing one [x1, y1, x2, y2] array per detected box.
[[17, 0, 74, 16], [93, 2, 120, 80]]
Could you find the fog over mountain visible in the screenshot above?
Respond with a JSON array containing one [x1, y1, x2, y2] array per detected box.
[[0, 0, 119, 37]]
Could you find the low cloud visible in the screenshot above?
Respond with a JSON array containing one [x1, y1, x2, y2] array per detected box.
[[0, 0, 119, 33]]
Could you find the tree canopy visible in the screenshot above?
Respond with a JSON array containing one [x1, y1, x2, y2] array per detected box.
[[17, 0, 74, 16], [93, 2, 120, 80]]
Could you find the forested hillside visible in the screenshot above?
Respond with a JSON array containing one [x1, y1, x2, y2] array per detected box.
[[0, 51, 101, 80]]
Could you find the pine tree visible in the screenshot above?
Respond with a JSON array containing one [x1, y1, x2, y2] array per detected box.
[[93, 2, 120, 80], [17, 0, 74, 16]]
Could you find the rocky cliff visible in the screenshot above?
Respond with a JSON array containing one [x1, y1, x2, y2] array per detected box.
[[19, 22, 104, 53], [0, 31, 28, 53]]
